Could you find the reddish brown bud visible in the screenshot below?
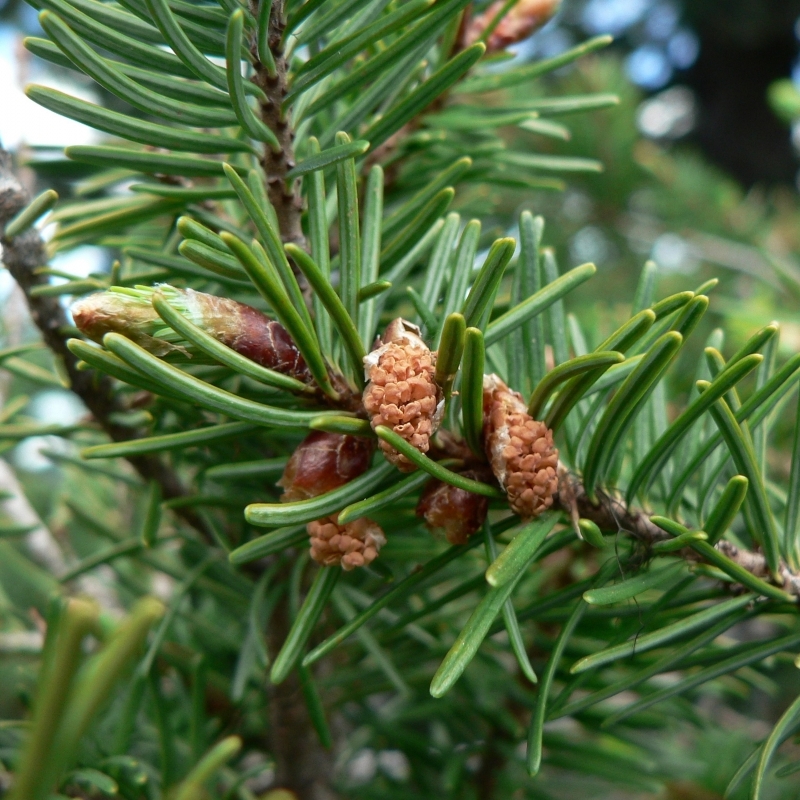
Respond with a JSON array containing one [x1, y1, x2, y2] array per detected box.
[[307, 515, 386, 570], [71, 286, 313, 383], [175, 289, 311, 382], [465, 0, 561, 53], [363, 319, 444, 472], [416, 470, 491, 545], [483, 374, 558, 518], [277, 431, 375, 502]]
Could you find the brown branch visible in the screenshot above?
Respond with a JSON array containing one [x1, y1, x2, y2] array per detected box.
[[244, 8, 338, 798], [0, 148, 216, 544], [556, 467, 800, 600], [556, 467, 671, 544], [267, 600, 336, 800], [250, 0, 303, 245], [474, 723, 510, 800]]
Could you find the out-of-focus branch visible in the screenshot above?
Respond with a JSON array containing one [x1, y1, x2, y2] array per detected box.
[[0, 147, 215, 544], [0, 459, 124, 608]]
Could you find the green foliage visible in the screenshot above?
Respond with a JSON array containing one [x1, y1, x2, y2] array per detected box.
[[0, 1, 799, 799]]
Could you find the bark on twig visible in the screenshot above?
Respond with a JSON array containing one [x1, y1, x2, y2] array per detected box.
[[250, 0, 303, 245], [556, 467, 671, 544], [557, 467, 800, 600], [245, 7, 338, 797], [267, 600, 337, 800]]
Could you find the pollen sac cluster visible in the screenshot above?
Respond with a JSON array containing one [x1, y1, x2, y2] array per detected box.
[[483, 374, 559, 519], [278, 431, 386, 570], [308, 515, 386, 571], [416, 470, 491, 545], [363, 319, 443, 472]]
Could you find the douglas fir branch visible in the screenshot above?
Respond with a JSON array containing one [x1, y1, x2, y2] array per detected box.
[[2, 0, 800, 797]]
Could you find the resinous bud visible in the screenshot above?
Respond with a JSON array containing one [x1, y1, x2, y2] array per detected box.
[[277, 430, 374, 502], [72, 285, 313, 383], [416, 469, 491, 545], [279, 430, 382, 570]]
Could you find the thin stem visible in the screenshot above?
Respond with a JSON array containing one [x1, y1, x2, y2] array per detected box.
[[244, 8, 338, 798], [249, 0, 302, 245], [555, 466, 800, 598]]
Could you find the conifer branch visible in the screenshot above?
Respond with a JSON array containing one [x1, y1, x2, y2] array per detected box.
[[244, 9, 337, 795], [556, 467, 800, 599], [5, 0, 797, 790]]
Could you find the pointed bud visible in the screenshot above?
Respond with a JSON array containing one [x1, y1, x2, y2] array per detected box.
[[307, 515, 386, 570], [363, 319, 444, 472], [72, 286, 313, 383], [465, 0, 561, 53], [71, 290, 173, 356], [416, 469, 491, 544], [483, 374, 558, 518], [277, 431, 375, 502]]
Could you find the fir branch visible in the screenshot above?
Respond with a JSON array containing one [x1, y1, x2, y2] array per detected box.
[[0, 147, 215, 544], [556, 467, 800, 599], [7, 0, 798, 790]]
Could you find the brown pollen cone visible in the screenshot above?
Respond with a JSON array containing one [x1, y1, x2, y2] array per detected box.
[[483, 374, 558, 518], [465, 0, 561, 53], [278, 431, 383, 570], [363, 319, 444, 472], [308, 515, 386, 571], [416, 469, 491, 545], [277, 430, 375, 502]]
